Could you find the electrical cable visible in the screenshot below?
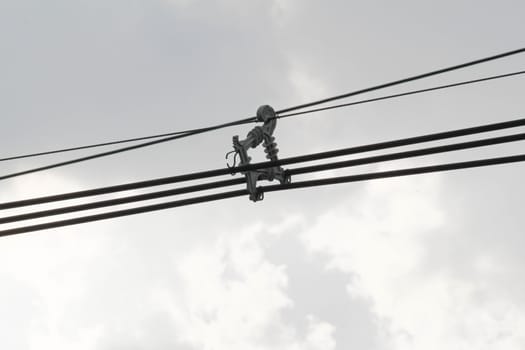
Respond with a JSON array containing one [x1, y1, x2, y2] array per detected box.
[[1, 130, 525, 224], [3, 70, 524, 164], [3, 48, 524, 181], [0, 178, 246, 224], [278, 70, 525, 119], [286, 132, 525, 176], [276, 47, 525, 114], [266, 154, 525, 193], [0, 130, 191, 162], [1, 153, 524, 237], [2, 116, 525, 210], [0, 117, 256, 181]]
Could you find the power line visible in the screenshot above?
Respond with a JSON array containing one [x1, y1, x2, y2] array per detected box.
[[2, 116, 525, 210], [266, 154, 525, 193], [0, 178, 246, 224], [286, 132, 525, 176], [0, 189, 249, 238], [3, 48, 524, 181], [278, 70, 525, 119], [0, 117, 256, 181], [3, 70, 524, 164], [276, 47, 525, 114], [0, 130, 190, 162], [1, 153, 524, 237], [2, 131, 525, 225]]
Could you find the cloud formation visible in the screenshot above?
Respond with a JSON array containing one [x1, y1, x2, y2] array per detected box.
[[301, 169, 525, 349]]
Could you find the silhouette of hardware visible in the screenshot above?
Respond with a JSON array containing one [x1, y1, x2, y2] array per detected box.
[[227, 105, 291, 201]]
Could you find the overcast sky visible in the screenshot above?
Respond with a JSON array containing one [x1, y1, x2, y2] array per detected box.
[[1, 0, 525, 349]]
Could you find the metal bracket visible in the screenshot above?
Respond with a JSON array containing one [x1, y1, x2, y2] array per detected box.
[[227, 105, 291, 202]]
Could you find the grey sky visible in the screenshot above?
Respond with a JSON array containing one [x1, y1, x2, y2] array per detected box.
[[1, 0, 525, 349]]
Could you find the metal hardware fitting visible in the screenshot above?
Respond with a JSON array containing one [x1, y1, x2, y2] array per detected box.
[[227, 105, 291, 202]]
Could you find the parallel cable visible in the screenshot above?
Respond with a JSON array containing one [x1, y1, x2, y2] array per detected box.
[[276, 47, 525, 114], [2, 117, 525, 210], [3, 47, 524, 180], [2, 131, 525, 224], [0, 130, 190, 162], [286, 132, 525, 176], [0, 117, 256, 181], [3, 70, 524, 164], [0, 178, 246, 224], [278, 70, 525, 119], [2, 153, 524, 237], [0, 189, 249, 237], [265, 154, 525, 193]]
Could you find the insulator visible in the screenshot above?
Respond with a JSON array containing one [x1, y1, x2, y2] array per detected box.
[[227, 104, 287, 202], [263, 136, 279, 161], [256, 105, 276, 123], [247, 126, 264, 148]]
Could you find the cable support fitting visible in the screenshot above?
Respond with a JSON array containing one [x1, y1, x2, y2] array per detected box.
[[227, 105, 291, 202]]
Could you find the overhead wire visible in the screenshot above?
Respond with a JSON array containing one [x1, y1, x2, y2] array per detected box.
[[286, 132, 525, 176], [0, 178, 246, 224], [0, 130, 190, 162], [1, 130, 525, 225], [275, 47, 525, 114], [0, 117, 256, 181], [266, 154, 525, 193], [1, 153, 524, 237], [277, 70, 525, 119], [2, 47, 524, 181], [2, 116, 525, 210], [3, 69, 525, 164]]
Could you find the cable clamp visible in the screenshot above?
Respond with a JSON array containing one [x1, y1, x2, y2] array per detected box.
[[226, 105, 291, 202]]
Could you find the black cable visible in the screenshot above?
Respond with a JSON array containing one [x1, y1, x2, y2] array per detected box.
[[264, 154, 525, 194], [0, 178, 246, 224], [0, 189, 249, 237], [0, 130, 190, 162], [276, 47, 525, 114], [2, 131, 525, 224], [0, 117, 256, 181], [278, 70, 525, 119], [3, 48, 524, 179], [2, 117, 525, 210], [287, 132, 525, 176], [1, 154, 524, 237], [4, 70, 524, 164]]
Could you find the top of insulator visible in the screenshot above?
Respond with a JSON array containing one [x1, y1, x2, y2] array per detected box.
[[256, 105, 276, 123]]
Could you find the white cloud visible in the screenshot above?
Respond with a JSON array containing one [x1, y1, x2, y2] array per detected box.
[[303, 315, 336, 350], [301, 169, 525, 349], [0, 186, 335, 350], [155, 225, 336, 350]]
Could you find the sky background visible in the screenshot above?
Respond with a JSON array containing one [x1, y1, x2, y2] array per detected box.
[[1, 0, 525, 349]]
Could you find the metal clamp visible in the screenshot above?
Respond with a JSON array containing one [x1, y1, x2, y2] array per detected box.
[[227, 105, 291, 201]]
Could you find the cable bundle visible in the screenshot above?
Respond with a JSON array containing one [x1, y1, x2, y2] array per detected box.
[[1, 47, 525, 237], [2, 116, 525, 236]]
